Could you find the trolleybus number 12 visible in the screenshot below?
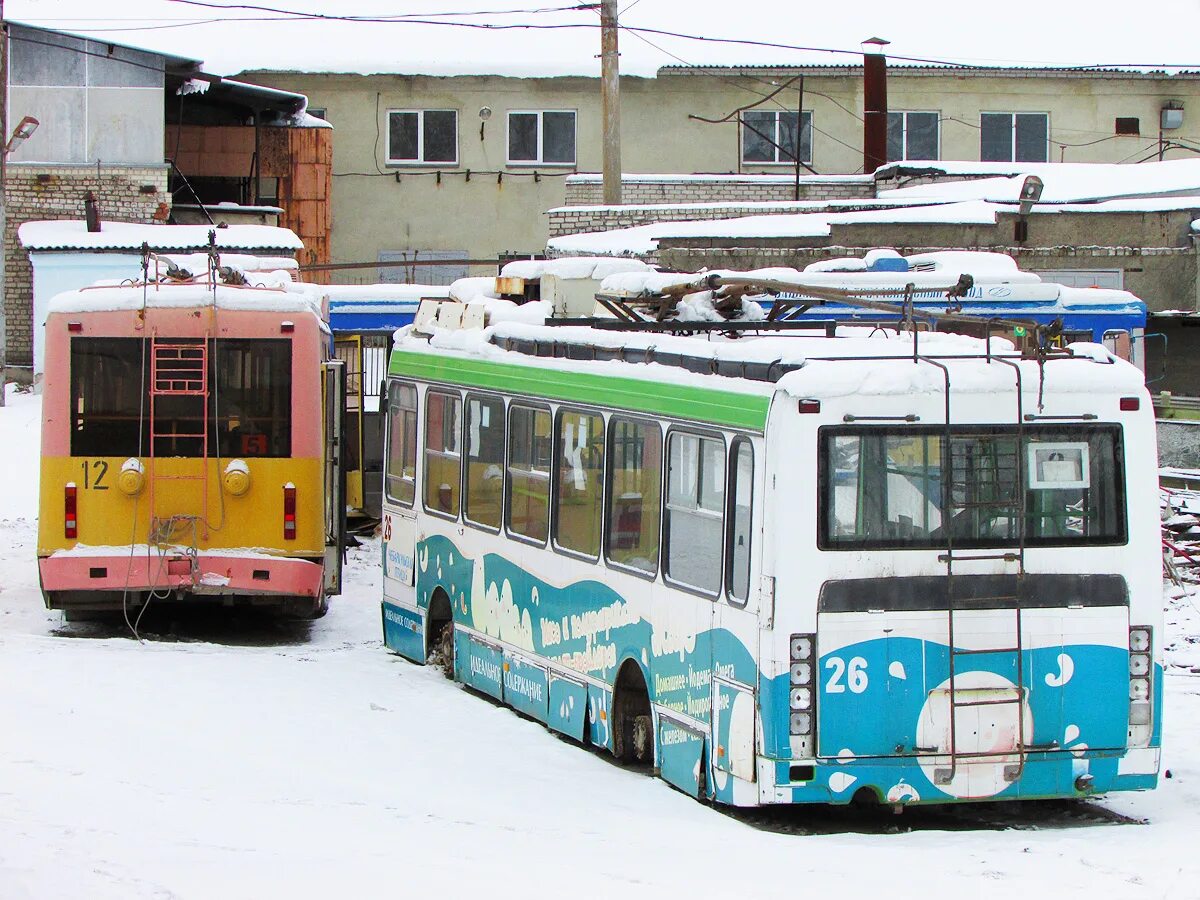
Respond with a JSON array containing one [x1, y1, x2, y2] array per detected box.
[[825, 656, 868, 694], [80, 460, 109, 490]]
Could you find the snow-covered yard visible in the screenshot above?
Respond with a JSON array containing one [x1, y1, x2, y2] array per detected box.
[[2, 385, 1200, 898]]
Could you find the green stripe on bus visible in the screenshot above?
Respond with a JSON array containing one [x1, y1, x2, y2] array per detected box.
[[388, 349, 770, 431]]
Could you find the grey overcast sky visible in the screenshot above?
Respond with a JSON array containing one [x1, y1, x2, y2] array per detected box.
[[7, 0, 1200, 76]]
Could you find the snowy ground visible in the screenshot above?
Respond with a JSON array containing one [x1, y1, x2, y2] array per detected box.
[[3, 384, 1200, 899]]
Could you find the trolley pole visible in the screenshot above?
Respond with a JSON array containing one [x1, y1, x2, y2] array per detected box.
[[600, 0, 621, 206]]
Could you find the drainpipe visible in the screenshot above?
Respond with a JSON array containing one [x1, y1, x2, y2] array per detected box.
[[862, 37, 890, 175]]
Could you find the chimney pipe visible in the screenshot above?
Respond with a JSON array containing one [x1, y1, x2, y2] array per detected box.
[[862, 37, 890, 174], [84, 191, 101, 233]]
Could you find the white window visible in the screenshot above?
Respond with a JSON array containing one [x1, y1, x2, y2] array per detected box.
[[741, 110, 812, 164], [507, 110, 576, 165], [887, 111, 939, 161], [387, 109, 458, 165], [981, 112, 1048, 163]]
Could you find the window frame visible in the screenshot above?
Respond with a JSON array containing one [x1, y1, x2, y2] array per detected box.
[[979, 111, 1050, 163], [887, 110, 941, 162], [740, 109, 813, 166], [725, 436, 755, 607], [421, 388, 463, 522], [386, 108, 459, 166], [506, 109, 577, 167], [504, 400, 553, 548], [662, 426, 728, 599], [551, 405, 607, 563], [816, 423, 1128, 551], [462, 391, 506, 534], [603, 414, 663, 582], [383, 378, 418, 508]]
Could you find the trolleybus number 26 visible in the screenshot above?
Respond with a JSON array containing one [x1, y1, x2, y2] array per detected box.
[[825, 656, 869, 694], [79, 460, 109, 490]]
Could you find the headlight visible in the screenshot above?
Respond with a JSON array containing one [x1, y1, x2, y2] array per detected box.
[[790, 662, 812, 685], [1129, 655, 1150, 677], [790, 687, 812, 710], [789, 712, 812, 735], [1130, 678, 1150, 702], [1129, 628, 1151, 653], [790, 635, 813, 661]]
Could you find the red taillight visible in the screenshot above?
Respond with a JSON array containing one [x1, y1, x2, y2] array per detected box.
[[283, 485, 296, 540], [1120, 396, 1140, 411], [67, 322, 82, 333], [798, 399, 821, 414], [65, 484, 78, 539]]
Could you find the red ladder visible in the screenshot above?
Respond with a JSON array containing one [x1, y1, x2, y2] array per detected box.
[[147, 337, 211, 543]]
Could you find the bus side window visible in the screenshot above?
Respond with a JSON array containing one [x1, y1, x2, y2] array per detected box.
[[605, 417, 662, 576], [506, 404, 551, 543], [727, 438, 753, 605], [464, 394, 505, 531], [664, 430, 725, 595], [423, 391, 462, 518], [384, 380, 418, 506], [1102, 329, 1132, 362], [554, 409, 605, 559]]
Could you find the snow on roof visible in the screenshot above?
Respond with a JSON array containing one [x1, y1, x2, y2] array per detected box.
[[18, 221, 304, 252], [878, 159, 1200, 205], [46, 282, 323, 317], [499, 257, 651, 280], [396, 317, 1140, 402]]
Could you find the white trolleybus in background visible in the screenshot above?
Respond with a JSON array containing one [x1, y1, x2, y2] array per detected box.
[[378, 270, 1162, 808]]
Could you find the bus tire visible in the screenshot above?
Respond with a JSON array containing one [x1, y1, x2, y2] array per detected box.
[[426, 588, 454, 679], [613, 661, 653, 765]]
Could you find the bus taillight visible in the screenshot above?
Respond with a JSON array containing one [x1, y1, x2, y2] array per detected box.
[[283, 484, 297, 540], [65, 484, 78, 539]]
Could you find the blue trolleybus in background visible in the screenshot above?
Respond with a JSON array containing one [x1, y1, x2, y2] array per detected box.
[[376, 268, 1162, 809]]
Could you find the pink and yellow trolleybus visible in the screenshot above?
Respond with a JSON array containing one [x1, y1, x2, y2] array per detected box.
[[37, 272, 345, 620]]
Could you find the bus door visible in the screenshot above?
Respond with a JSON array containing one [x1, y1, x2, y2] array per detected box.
[[710, 436, 759, 786], [381, 380, 421, 658], [1102, 329, 1132, 364], [322, 360, 347, 595], [333, 336, 366, 518]]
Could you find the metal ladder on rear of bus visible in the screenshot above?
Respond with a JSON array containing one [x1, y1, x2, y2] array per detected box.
[[147, 336, 211, 549], [933, 354, 1029, 787]]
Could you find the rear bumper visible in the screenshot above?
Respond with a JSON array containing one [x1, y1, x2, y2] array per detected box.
[[39, 550, 324, 601]]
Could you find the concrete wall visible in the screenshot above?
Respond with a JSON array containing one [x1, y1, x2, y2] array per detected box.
[[4, 164, 169, 369], [241, 67, 1200, 280], [7, 25, 165, 166], [562, 176, 874, 206]]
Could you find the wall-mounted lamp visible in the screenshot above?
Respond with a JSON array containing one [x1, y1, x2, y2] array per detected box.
[[479, 106, 492, 142], [1014, 174, 1043, 243], [5, 115, 39, 154]]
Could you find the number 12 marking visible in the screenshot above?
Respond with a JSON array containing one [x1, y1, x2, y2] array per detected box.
[[81, 460, 109, 490]]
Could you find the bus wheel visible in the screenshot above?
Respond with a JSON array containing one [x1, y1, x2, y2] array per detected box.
[[613, 661, 653, 765], [426, 589, 454, 679]]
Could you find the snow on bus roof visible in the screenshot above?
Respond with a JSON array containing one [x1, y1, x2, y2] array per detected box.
[[394, 316, 1142, 402], [18, 220, 303, 252], [45, 282, 324, 317]]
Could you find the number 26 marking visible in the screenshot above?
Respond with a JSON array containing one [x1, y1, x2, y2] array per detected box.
[[825, 656, 868, 694]]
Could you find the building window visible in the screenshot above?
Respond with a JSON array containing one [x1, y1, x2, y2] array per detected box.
[[741, 110, 812, 165], [507, 110, 576, 165], [980, 112, 1049, 162], [1115, 117, 1140, 136], [387, 109, 458, 165], [307, 107, 327, 121], [887, 111, 939, 161]]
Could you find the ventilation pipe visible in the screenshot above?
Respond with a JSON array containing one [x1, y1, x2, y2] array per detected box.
[[862, 37, 890, 175], [84, 191, 101, 232]]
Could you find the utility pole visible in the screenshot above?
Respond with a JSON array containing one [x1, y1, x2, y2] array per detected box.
[[1, 0, 8, 407], [600, 0, 621, 205]]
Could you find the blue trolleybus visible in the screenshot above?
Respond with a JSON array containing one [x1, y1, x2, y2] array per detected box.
[[377, 274, 1162, 808]]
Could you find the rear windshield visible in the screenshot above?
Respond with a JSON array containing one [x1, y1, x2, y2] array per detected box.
[[70, 337, 292, 458], [819, 424, 1126, 549]]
